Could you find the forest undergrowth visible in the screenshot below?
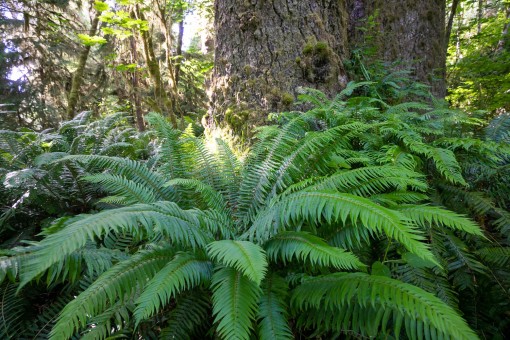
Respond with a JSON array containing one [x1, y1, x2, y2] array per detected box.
[[0, 77, 510, 339]]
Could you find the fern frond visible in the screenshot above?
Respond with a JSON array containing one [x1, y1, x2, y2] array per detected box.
[[145, 112, 186, 179], [291, 272, 478, 340], [165, 178, 229, 216], [296, 87, 333, 108], [257, 273, 292, 340], [0, 247, 36, 283], [396, 205, 484, 236], [236, 116, 307, 224], [476, 247, 510, 267], [44, 245, 127, 285], [159, 290, 211, 340], [215, 138, 243, 204], [85, 173, 158, 204], [79, 246, 128, 278], [268, 125, 357, 199], [328, 225, 374, 249], [441, 232, 488, 289], [438, 184, 495, 215], [485, 113, 510, 142], [20, 202, 212, 286], [207, 240, 267, 285], [338, 81, 377, 99], [250, 190, 437, 265], [134, 252, 213, 323], [62, 155, 173, 201], [309, 166, 427, 196], [33, 152, 70, 167], [264, 231, 364, 270], [212, 267, 261, 340], [386, 102, 431, 115], [197, 209, 236, 240], [0, 282, 26, 338], [493, 209, 510, 236], [392, 256, 459, 310], [396, 132, 467, 186], [80, 301, 133, 340], [184, 139, 223, 191], [425, 147, 467, 186], [50, 246, 174, 340]]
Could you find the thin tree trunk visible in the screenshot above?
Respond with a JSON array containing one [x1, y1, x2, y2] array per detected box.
[[135, 5, 177, 127], [496, 5, 510, 52], [66, 8, 101, 120], [446, 0, 461, 50], [175, 15, 184, 85], [155, 0, 179, 103], [130, 35, 145, 132], [477, 0, 484, 34]]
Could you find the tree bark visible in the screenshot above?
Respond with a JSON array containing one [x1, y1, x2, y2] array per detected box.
[[348, 0, 447, 97], [209, 0, 447, 136], [135, 6, 177, 127], [208, 0, 349, 135], [175, 16, 185, 86], [154, 0, 180, 111], [496, 5, 510, 52], [477, 0, 484, 34], [446, 0, 461, 50], [130, 35, 145, 132], [66, 8, 101, 120]]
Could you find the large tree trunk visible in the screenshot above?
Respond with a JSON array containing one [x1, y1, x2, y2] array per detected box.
[[208, 0, 349, 136], [348, 0, 447, 97], [209, 0, 447, 135]]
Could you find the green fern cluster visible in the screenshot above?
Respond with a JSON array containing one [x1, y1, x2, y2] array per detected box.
[[0, 112, 150, 245], [1, 87, 509, 339]]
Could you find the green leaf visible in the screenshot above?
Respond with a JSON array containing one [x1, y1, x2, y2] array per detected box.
[[207, 240, 267, 285], [257, 274, 293, 340], [250, 190, 438, 266], [292, 272, 478, 340], [371, 261, 391, 277], [134, 252, 212, 323], [212, 267, 261, 340], [396, 204, 484, 236], [50, 247, 174, 340], [93, 0, 109, 11], [77, 34, 107, 46], [265, 231, 364, 270]]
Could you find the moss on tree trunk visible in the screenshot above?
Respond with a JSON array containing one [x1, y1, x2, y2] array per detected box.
[[348, 0, 447, 97], [66, 11, 101, 120], [209, 0, 447, 138], [208, 0, 349, 137]]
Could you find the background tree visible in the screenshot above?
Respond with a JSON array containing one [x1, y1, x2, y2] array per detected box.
[[0, 0, 102, 128], [208, 0, 447, 136], [0, 0, 213, 130], [66, 1, 105, 120], [348, 0, 447, 96], [207, 0, 349, 136], [446, 0, 510, 114]]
